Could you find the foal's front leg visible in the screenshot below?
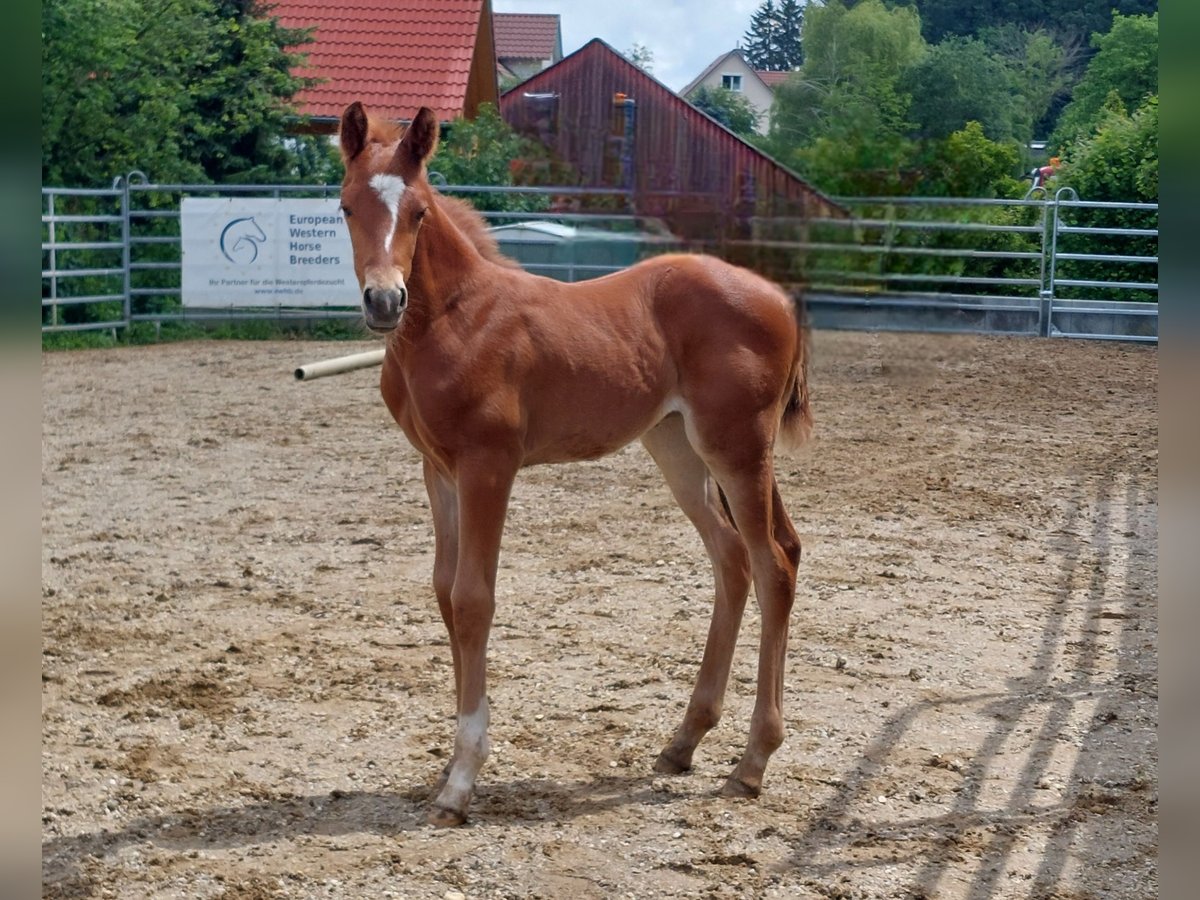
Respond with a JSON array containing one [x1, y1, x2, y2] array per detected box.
[[428, 457, 515, 827], [423, 458, 461, 787]]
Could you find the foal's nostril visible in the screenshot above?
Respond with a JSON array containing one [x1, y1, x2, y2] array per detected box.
[[362, 286, 405, 326]]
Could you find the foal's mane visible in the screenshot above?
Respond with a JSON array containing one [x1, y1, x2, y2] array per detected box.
[[434, 194, 517, 268]]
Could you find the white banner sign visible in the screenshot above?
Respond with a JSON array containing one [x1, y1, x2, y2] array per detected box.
[[181, 197, 360, 307]]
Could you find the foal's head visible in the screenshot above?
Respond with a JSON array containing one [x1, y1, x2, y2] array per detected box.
[[338, 103, 440, 333]]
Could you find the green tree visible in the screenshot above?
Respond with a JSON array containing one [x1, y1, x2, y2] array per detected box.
[[42, 0, 318, 186], [688, 85, 761, 136], [743, 1, 780, 70], [624, 43, 654, 73], [898, 0, 1158, 47], [432, 103, 560, 213], [979, 25, 1081, 141], [1054, 94, 1157, 300], [185, 0, 323, 183], [434, 104, 530, 186], [792, 133, 921, 196], [902, 37, 1021, 143], [742, 0, 804, 70], [769, 0, 925, 150], [921, 120, 1025, 197], [1050, 12, 1158, 151], [1062, 93, 1158, 201]]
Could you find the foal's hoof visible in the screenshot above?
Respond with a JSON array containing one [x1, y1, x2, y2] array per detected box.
[[719, 775, 761, 799], [427, 804, 467, 828], [653, 750, 693, 776]]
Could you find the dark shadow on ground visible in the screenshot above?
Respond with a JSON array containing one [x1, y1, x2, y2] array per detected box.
[[777, 467, 1158, 898]]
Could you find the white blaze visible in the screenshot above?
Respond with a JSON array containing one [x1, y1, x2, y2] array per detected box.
[[369, 173, 406, 252]]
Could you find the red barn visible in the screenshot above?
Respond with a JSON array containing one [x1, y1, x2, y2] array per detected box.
[[500, 39, 843, 244]]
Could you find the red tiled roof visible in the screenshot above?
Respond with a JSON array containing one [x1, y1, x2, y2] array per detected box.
[[756, 70, 791, 89], [494, 13, 560, 61], [271, 0, 492, 123]]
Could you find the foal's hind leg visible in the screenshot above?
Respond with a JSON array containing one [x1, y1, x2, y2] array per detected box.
[[641, 415, 752, 774], [707, 461, 801, 798]]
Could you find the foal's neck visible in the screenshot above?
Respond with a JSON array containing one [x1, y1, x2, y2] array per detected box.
[[404, 199, 489, 332]]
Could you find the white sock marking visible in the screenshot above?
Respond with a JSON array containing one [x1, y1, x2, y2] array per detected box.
[[443, 702, 491, 800]]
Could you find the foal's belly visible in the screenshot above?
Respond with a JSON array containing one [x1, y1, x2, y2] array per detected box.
[[519, 389, 672, 466]]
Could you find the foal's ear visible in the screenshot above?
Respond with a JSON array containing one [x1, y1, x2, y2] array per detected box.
[[396, 107, 440, 173], [339, 102, 369, 162]]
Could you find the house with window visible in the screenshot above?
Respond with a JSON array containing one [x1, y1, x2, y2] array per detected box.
[[680, 49, 790, 135], [494, 12, 563, 85]]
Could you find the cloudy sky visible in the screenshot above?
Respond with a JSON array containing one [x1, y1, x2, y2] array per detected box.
[[492, 1, 766, 93]]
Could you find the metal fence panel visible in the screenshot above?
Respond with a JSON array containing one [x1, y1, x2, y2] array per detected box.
[[41, 187, 128, 333], [41, 180, 1157, 342]]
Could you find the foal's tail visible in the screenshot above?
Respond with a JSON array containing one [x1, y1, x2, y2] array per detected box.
[[778, 294, 813, 450]]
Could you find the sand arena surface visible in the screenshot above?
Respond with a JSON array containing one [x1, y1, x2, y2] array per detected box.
[[42, 331, 1157, 898]]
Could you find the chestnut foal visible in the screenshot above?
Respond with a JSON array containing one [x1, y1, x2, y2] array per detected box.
[[337, 103, 811, 826]]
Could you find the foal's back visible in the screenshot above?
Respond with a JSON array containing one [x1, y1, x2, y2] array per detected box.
[[470, 252, 801, 466]]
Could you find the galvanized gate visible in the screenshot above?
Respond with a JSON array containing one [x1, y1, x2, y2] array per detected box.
[[791, 188, 1157, 341], [42, 186, 128, 333]]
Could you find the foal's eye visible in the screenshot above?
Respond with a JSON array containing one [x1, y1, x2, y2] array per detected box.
[[340, 205, 353, 218], [416, 207, 429, 221]]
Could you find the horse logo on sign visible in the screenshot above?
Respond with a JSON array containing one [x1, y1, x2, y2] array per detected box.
[[219, 216, 267, 264]]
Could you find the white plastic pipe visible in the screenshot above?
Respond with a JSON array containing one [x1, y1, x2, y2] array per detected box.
[[294, 348, 386, 381]]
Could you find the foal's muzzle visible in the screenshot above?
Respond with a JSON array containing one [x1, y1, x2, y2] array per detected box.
[[362, 285, 408, 332]]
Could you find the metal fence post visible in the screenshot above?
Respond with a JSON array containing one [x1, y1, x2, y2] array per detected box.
[[1042, 187, 1079, 337], [1036, 195, 1051, 337], [47, 192, 58, 328], [119, 174, 132, 330]]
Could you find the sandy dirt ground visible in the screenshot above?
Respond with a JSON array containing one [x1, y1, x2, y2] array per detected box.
[[42, 330, 1157, 899]]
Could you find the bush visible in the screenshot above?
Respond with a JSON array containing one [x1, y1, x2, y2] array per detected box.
[[1053, 94, 1158, 301]]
